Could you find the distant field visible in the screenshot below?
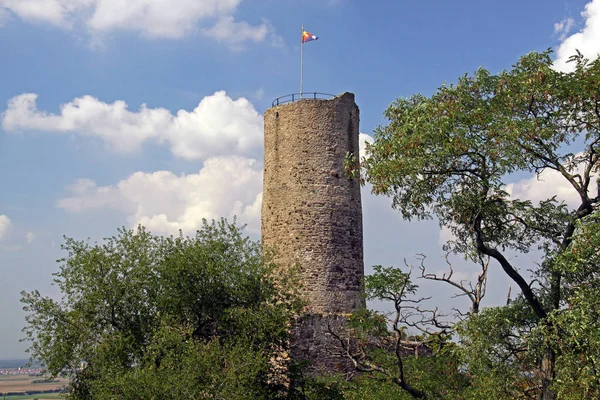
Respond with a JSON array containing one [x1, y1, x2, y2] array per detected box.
[[0, 374, 68, 398], [1, 394, 64, 399]]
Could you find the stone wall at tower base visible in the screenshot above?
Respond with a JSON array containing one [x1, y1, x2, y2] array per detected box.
[[290, 313, 356, 375]]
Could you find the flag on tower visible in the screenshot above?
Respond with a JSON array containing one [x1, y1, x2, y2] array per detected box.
[[300, 26, 318, 96], [302, 30, 318, 43]]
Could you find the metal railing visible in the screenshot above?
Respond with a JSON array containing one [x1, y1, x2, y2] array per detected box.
[[271, 92, 336, 107]]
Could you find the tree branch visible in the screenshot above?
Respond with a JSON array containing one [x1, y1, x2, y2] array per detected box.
[[473, 214, 547, 319]]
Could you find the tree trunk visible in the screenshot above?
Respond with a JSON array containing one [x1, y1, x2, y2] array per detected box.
[[541, 270, 560, 400], [540, 346, 556, 400]]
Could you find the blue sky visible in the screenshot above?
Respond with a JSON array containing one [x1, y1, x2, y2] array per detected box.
[[0, 0, 599, 359]]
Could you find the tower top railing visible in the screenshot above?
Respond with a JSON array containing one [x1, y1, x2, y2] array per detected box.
[[271, 92, 336, 107]]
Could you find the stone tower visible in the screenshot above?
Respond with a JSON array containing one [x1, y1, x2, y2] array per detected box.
[[262, 92, 365, 316]]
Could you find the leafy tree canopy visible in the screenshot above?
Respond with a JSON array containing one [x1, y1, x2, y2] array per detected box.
[[21, 219, 302, 400], [542, 209, 600, 398], [362, 50, 600, 399]]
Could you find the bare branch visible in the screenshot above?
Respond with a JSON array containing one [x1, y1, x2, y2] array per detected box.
[[418, 252, 489, 315]]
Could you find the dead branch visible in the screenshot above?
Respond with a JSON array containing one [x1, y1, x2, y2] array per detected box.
[[418, 253, 489, 315]]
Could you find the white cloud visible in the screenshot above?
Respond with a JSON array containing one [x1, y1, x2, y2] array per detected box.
[[57, 156, 263, 235], [0, 0, 92, 28], [554, 0, 600, 72], [87, 0, 239, 38], [25, 232, 35, 243], [204, 16, 276, 48], [554, 17, 575, 40], [53, 132, 376, 237], [167, 91, 263, 160], [0, 215, 11, 239], [506, 170, 578, 206], [2, 91, 263, 160], [2, 93, 169, 152], [359, 133, 373, 159], [0, 0, 277, 45], [58, 178, 124, 212], [505, 157, 596, 208]]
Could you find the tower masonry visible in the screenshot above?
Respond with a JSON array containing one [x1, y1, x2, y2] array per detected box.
[[262, 92, 365, 315]]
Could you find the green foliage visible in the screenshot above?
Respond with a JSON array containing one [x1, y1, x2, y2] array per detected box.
[[365, 265, 417, 302], [80, 329, 273, 399], [364, 50, 600, 256], [346, 308, 388, 340], [363, 49, 600, 398], [21, 219, 301, 399], [540, 210, 600, 399], [315, 373, 414, 400], [302, 353, 470, 400], [456, 300, 540, 398], [326, 264, 471, 399]]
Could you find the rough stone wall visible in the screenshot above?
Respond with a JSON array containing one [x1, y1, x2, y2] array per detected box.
[[262, 92, 365, 315], [290, 313, 355, 374]]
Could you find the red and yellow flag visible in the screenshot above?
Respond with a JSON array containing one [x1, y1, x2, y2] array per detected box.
[[302, 30, 318, 43]]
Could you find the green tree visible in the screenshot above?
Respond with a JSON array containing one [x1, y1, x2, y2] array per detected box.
[[21, 219, 302, 399], [328, 265, 468, 399], [457, 210, 600, 400], [456, 299, 540, 399], [362, 50, 600, 399], [540, 209, 600, 398]]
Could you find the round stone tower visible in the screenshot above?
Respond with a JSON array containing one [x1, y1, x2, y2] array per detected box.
[[262, 92, 364, 315]]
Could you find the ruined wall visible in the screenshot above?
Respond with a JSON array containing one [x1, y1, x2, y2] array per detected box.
[[262, 92, 365, 314]]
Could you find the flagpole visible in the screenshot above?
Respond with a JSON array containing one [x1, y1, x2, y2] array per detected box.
[[300, 24, 304, 98]]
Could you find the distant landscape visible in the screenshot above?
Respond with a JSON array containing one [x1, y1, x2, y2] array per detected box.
[[0, 395, 63, 400], [0, 360, 66, 399], [0, 360, 34, 370]]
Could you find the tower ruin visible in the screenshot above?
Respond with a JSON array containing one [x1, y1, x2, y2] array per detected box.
[[262, 92, 365, 369]]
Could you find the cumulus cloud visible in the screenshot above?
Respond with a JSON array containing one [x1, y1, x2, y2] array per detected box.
[[0, 215, 11, 239], [505, 155, 596, 208], [167, 91, 263, 160], [57, 156, 263, 235], [506, 170, 577, 206], [54, 132, 377, 237], [87, 0, 239, 38], [2, 91, 263, 160], [0, 0, 91, 28], [0, 0, 278, 45], [58, 178, 125, 212], [2, 93, 169, 152], [554, 0, 600, 71]]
